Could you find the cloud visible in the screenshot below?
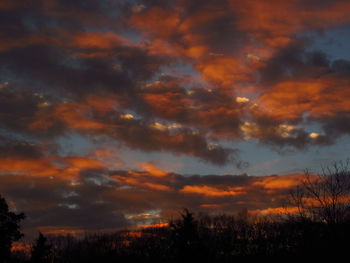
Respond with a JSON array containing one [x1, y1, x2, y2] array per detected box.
[[252, 174, 304, 192], [136, 162, 168, 177], [1, 0, 350, 155], [0, 83, 238, 164], [1, 0, 350, 237], [49, 98, 238, 165], [0, 86, 52, 132], [0, 149, 308, 238], [70, 32, 130, 50], [180, 185, 246, 197], [0, 139, 44, 159]]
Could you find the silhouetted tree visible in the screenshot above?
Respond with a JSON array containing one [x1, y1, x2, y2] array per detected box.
[[290, 160, 350, 224], [169, 209, 201, 261], [30, 232, 52, 263], [0, 195, 25, 262]]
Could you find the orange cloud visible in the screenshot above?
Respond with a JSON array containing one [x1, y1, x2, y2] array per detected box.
[[130, 4, 219, 59], [137, 222, 169, 229], [251, 206, 300, 216], [127, 0, 350, 115], [232, 0, 350, 45], [200, 203, 229, 209], [84, 95, 120, 114], [180, 185, 245, 197], [71, 32, 129, 49], [253, 174, 304, 191], [0, 157, 62, 178], [136, 162, 168, 177], [38, 226, 85, 236], [113, 175, 172, 192], [256, 76, 350, 122], [11, 242, 31, 254], [30, 97, 118, 132], [195, 55, 253, 86], [140, 80, 244, 136], [301, 196, 350, 207], [130, 7, 180, 39], [142, 91, 191, 120], [140, 38, 176, 57], [129, 0, 350, 92], [143, 182, 172, 192], [89, 149, 123, 170], [64, 157, 103, 170], [0, 155, 105, 180], [58, 101, 113, 129]]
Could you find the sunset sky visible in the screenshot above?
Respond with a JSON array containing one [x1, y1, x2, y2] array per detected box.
[[1, 0, 350, 237]]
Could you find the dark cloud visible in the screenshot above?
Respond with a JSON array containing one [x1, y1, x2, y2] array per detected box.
[[106, 117, 237, 165], [254, 39, 350, 148], [0, 85, 46, 130], [258, 39, 330, 85], [0, 165, 305, 238], [322, 112, 350, 137], [0, 174, 128, 237], [0, 44, 167, 97], [0, 85, 66, 137], [0, 139, 43, 159], [0, 83, 237, 165], [247, 112, 333, 150], [134, 78, 243, 138], [331, 59, 350, 75]]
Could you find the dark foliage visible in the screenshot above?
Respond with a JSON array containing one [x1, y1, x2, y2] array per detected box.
[[30, 233, 52, 263], [0, 195, 25, 263], [9, 212, 350, 262]]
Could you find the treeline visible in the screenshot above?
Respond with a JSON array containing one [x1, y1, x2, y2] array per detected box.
[[9, 210, 350, 262], [4, 160, 350, 262]]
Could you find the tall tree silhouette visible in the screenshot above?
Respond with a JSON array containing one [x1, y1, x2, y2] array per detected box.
[[31, 232, 52, 263], [170, 209, 201, 260], [0, 195, 25, 262]]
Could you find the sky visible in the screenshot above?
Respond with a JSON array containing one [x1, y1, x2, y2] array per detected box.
[[1, 0, 350, 237]]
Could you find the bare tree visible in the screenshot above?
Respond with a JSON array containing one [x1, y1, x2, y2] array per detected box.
[[290, 160, 350, 224]]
